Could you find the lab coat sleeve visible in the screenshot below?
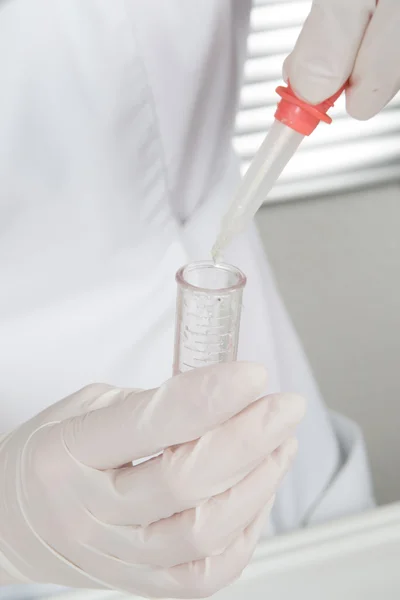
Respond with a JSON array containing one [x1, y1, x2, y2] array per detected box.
[[304, 411, 375, 525]]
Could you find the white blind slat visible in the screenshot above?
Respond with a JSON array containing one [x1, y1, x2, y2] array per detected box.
[[240, 134, 400, 182], [248, 27, 301, 57], [239, 80, 283, 109], [244, 53, 288, 83], [235, 103, 400, 147], [253, 0, 307, 5], [264, 164, 400, 202], [250, 2, 310, 30]]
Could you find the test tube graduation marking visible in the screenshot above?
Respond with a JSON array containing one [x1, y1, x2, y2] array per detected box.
[[173, 261, 246, 375]]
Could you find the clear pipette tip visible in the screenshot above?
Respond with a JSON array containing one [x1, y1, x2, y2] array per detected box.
[[212, 83, 344, 259], [212, 120, 304, 260]]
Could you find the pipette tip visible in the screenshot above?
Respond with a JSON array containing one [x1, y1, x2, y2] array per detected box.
[[211, 244, 220, 265], [211, 232, 229, 264]]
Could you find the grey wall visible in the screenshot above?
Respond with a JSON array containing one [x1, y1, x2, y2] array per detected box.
[[256, 183, 400, 506]]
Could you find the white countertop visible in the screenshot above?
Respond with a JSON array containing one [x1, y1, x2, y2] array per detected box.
[[53, 502, 400, 600]]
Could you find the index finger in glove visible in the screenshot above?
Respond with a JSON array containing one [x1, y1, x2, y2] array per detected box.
[[83, 439, 297, 570], [285, 0, 375, 105], [88, 393, 306, 526], [62, 362, 267, 469]]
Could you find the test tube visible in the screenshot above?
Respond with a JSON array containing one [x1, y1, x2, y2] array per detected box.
[[173, 261, 246, 375]]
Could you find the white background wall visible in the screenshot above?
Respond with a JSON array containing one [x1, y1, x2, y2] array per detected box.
[[256, 183, 400, 506]]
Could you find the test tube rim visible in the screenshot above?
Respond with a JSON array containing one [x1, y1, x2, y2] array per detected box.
[[176, 261, 246, 295]]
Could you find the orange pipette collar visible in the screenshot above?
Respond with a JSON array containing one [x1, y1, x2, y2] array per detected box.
[[275, 84, 344, 136]]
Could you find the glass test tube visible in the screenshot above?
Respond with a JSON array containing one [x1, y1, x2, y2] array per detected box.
[[173, 261, 246, 375]]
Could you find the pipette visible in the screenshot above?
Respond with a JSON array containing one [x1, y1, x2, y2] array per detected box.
[[212, 84, 343, 261]]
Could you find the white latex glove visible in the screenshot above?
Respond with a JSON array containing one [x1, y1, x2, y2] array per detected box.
[[284, 0, 400, 119], [0, 363, 305, 598]]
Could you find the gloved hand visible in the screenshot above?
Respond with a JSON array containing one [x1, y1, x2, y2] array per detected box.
[[284, 0, 400, 119], [0, 362, 305, 598]]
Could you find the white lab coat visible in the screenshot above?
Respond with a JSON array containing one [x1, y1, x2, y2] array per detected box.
[[0, 0, 373, 597]]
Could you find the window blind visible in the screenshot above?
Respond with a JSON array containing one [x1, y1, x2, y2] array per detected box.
[[234, 0, 400, 203]]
